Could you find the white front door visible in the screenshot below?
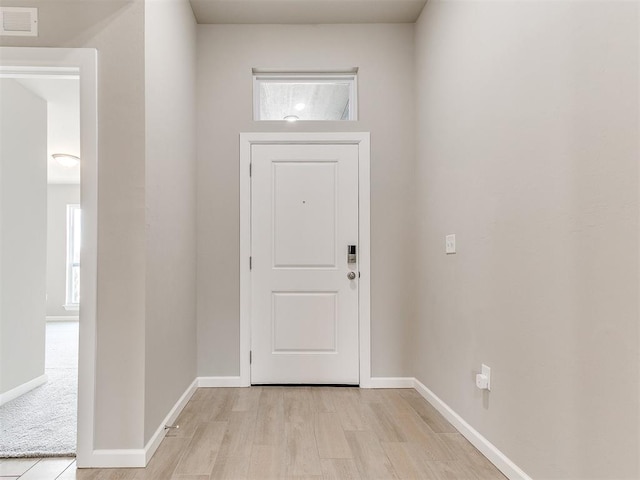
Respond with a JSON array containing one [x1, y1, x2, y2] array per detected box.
[[250, 143, 359, 384]]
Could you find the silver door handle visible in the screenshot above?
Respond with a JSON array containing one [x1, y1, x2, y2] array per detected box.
[[347, 271, 356, 280]]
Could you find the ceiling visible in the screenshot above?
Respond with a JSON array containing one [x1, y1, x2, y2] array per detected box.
[[190, 0, 428, 24], [14, 77, 80, 185]]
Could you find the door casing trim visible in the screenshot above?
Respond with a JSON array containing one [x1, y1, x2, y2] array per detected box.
[[239, 132, 372, 387]]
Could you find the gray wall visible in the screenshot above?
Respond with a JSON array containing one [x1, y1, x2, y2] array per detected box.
[[196, 23, 416, 377], [1, 0, 148, 449], [413, 1, 639, 477], [0, 79, 47, 395], [144, 0, 198, 444], [46, 185, 81, 318]]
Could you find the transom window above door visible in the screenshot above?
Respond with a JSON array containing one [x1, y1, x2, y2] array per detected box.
[[253, 69, 358, 122]]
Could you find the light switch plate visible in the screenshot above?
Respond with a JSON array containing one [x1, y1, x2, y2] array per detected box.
[[445, 234, 456, 254]]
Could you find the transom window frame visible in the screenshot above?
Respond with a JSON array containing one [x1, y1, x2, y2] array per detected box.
[[252, 69, 359, 122]]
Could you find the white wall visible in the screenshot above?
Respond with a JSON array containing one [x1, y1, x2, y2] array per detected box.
[[46, 185, 81, 318], [144, 0, 198, 444], [1, 0, 147, 450], [196, 23, 416, 377], [0, 79, 48, 395], [413, 1, 639, 477]]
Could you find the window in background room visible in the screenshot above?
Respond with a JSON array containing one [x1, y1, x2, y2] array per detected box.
[[64, 204, 81, 310], [253, 70, 358, 121]]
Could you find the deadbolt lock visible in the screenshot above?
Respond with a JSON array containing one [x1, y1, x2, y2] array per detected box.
[[347, 245, 357, 264]]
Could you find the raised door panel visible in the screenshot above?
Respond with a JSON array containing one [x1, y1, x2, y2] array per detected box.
[[273, 161, 337, 269]]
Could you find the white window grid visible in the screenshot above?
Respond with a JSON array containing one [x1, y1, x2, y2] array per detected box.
[[65, 204, 81, 309]]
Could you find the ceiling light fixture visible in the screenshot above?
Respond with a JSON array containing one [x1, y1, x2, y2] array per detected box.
[[52, 153, 80, 168], [295, 103, 305, 111], [283, 115, 299, 123]]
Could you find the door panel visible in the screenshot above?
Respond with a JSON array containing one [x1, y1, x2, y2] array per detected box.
[[273, 161, 337, 268], [272, 292, 337, 352], [251, 143, 359, 384]]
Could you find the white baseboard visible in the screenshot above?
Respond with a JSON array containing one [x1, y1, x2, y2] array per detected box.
[[412, 378, 531, 480], [197, 376, 415, 389], [197, 376, 412, 389], [84, 449, 146, 468], [46, 315, 79, 322], [367, 377, 415, 389], [79, 378, 198, 468], [0, 374, 47, 406], [144, 378, 198, 464], [198, 376, 246, 387]]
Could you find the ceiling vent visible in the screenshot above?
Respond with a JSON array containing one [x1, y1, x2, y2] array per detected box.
[[0, 7, 38, 37]]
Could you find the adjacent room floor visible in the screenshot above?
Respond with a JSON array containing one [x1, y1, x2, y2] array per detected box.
[[0, 321, 78, 458], [1, 386, 506, 479]]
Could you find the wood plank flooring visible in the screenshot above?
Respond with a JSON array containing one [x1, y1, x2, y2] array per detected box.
[[2, 387, 506, 480]]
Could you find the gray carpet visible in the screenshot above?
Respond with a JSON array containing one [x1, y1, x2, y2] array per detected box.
[[0, 321, 78, 457]]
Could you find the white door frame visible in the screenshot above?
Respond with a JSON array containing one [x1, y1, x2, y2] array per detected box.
[[240, 132, 372, 388], [0, 47, 98, 466]]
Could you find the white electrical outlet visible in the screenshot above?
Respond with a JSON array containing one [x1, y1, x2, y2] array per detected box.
[[476, 364, 491, 391], [445, 234, 456, 254]]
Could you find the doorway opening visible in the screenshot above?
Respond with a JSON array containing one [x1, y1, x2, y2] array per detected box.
[[0, 72, 80, 458], [0, 47, 98, 467]]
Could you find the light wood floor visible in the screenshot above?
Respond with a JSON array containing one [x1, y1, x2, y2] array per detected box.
[[2, 387, 506, 480]]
